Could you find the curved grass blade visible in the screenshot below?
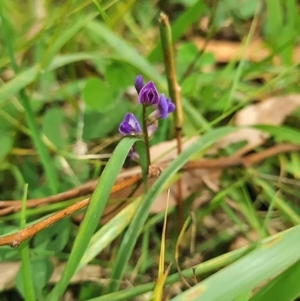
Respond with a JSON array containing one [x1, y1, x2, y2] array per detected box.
[[77, 197, 142, 271], [46, 137, 140, 301], [254, 124, 300, 145], [42, 13, 98, 69], [105, 126, 236, 293], [86, 20, 165, 87], [0, 52, 104, 105], [0, 66, 39, 106]]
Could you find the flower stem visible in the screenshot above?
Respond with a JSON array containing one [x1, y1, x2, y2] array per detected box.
[[159, 12, 183, 230], [142, 105, 151, 173]]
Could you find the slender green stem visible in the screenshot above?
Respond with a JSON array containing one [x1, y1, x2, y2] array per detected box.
[[142, 104, 151, 172], [159, 12, 183, 130], [20, 184, 36, 301], [159, 12, 183, 230], [0, 3, 59, 193]]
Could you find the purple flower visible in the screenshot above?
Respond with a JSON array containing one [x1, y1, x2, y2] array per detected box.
[[158, 94, 169, 119], [149, 94, 175, 120], [119, 113, 142, 136], [138, 81, 159, 106], [134, 75, 144, 93]]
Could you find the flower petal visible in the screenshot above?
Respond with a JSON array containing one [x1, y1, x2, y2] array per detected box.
[[119, 113, 142, 135], [138, 81, 159, 106], [134, 75, 144, 93], [167, 99, 175, 113], [158, 94, 168, 119]]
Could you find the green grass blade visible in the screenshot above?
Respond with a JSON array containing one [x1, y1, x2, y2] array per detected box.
[[86, 20, 165, 86], [77, 197, 142, 271], [0, 66, 40, 106], [254, 124, 300, 145], [46, 52, 105, 71], [46, 137, 140, 301], [250, 258, 300, 301], [105, 126, 237, 293], [20, 91, 59, 193], [19, 184, 36, 301], [0, 51, 104, 105], [252, 176, 300, 225], [42, 13, 98, 69], [0, 3, 59, 193], [86, 244, 253, 301], [170, 225, 300, 301]]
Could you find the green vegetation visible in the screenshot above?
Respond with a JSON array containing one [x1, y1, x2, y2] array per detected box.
[[1, 0, 300, 300]]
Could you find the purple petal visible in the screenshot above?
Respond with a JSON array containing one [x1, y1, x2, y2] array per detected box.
[[138, 81, 159, 106], [167, 99, 175, 113], [134, 75, 144, 93], [119, 113, 142, 135], [158, 94, 168, 119]]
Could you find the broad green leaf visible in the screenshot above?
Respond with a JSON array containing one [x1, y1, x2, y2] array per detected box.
[[33, 218, 71, 252], [0, 136, 13, 165], [42, 107, 69, 149], [83, 104, 128, 139], [82, 78, 116, 112], [15, 257, 53, 298]]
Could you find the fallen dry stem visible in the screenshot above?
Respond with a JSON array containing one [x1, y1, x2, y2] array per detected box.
[[0, 143, 298, 247], [0, 175, 141, 247]]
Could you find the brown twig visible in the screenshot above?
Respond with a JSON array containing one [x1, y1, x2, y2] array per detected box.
[[185, 144, 300, 170], [0, 143, 299, 247], [1, 144, 299, 213], [0, 174, 141, 213], [0, 174, 141, 247], [0, 198, 90, 247]]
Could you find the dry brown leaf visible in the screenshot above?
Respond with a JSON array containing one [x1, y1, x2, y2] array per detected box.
[[235, 94, 300, 125], [192, 37, 300, 63], [229, 94, 300, 154], [0, 262, 20, 291], [0, 262, 103, 292]]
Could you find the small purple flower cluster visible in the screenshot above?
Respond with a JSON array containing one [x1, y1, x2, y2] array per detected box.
[[119, 75, 175, 136]]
